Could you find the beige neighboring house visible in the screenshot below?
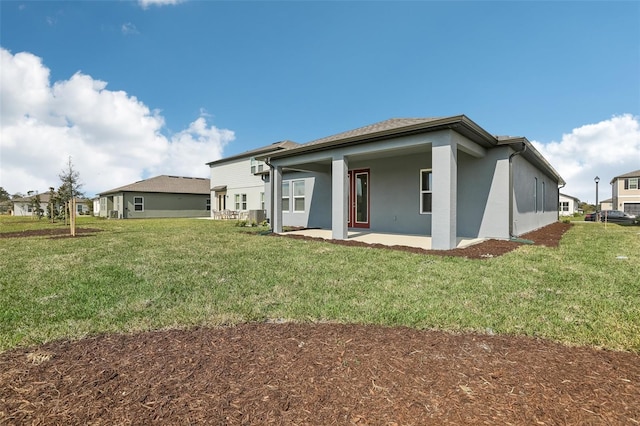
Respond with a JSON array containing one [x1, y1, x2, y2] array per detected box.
[[558, 193, 580, 216], [12, 193, 89, 217], [97, 175, 211, 219], [610, 169, 640, 216], [599, 198, 613, 211], [206, 140, 298, 220]]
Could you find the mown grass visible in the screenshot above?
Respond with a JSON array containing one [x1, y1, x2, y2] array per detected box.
[[1, 216, 638, 352]]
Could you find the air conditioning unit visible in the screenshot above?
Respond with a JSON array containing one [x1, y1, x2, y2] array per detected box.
[[109, 210, 119, 219]]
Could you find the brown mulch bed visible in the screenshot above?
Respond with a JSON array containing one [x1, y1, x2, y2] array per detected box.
[[1, 324, 638, 425], [3, 220, 639, 424], [276, 221, 573, 259], [0, 227, 102, 239]]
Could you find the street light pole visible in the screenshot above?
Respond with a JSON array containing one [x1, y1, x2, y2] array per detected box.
[[594, 176, 600, 221]]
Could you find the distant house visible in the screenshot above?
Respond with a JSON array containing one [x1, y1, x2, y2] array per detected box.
[[97, 175, 211, 219], [206, 141, 298, 219], [610, 169, 640, 216], [559, 193, 580, 216], [12, 193, 89, 217], [258, 115, 564, 250], [599, 198, 613, 211]]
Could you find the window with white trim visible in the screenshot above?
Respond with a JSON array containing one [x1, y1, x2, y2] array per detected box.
[[560, 201, 569, 212], [282, 182, 290, 212], [234, 194, 247, 210], [260, 192, 265, 210], [626, 178, 639, 190], [134, 196, 144, 211], [293, 180, 305, 212], [541, 182, 545, 213], [420, 169, 432, 214], [206, 199, 211, 211]]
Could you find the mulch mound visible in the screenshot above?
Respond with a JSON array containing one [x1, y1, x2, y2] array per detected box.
[[276, 221, 573, 259], [3, 221, 638, 425], [1, 324, 638, 425], [0, 227, 102, 239]]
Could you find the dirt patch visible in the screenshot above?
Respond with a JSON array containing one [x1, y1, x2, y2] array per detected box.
[[3, 220, 636, 425], [275, 221, 573, 259], [0, 227, 102, 239], [1, 323, 638, 425]]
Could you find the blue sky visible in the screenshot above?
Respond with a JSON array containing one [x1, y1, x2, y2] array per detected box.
[[1, 0, 639, 203]]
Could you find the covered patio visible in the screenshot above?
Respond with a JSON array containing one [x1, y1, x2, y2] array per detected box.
[[282, 229, 485, 250]]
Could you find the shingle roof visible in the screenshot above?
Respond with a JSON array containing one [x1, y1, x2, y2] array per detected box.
[[612, 169, 640, 181], [206, 140, 298, 166], [98, 175, 210, 196], [261, 115, 565, 185], [262, 115, 499, 160], [306, 118, 443, 146]]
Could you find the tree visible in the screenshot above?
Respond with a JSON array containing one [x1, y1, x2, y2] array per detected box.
[[57, 156, 84, 211], [0, 187, 10, 214], [30, 193, 44, 220], [0, 187, 9, 203]]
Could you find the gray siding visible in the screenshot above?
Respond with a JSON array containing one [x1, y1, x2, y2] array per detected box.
[[457, 148, 511, 239], [512, 155, 559, 235]]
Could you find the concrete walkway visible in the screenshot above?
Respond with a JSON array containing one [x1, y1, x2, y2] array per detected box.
[[283, 229, 484, 250]]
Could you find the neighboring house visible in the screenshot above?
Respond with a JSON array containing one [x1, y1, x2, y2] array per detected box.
[[97, 175, 211, 219], [12, 193, 51, 217], [559, 193, 580, 216], [600, 198, 613, 211], [12, 193, 90, 216], [206, 141, 298, 219], [610, 169, 640, 216], [258, 115, 564, 250]]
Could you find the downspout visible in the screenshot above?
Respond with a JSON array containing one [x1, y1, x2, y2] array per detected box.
[[508, 142, 531, 242], [264, 157, 274, 233], [557, 182, 566, 221]]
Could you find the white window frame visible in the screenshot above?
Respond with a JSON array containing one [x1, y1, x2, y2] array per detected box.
[[260, 192, 265, 210], [206, 198, 211, 211], [241, 194, 247, 210], [282, 182, 290, 212], [420, 169, 432, 214], [134, 196, 144, 212], [560, 201, 569, 212], [293, 180, 305, 212], [629, 178, 639, 190]]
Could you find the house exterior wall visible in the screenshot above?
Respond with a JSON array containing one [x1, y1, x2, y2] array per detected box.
[[512, 154, 559, 235], [265, 171, 333, 228], [210, 157, 266, 215], [457, 148, 511, 239]]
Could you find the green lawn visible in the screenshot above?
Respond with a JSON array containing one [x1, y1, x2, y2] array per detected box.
[[1, 216, 638, 352]]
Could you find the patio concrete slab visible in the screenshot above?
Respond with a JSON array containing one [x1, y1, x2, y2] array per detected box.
[[283, 229, 484, 250]]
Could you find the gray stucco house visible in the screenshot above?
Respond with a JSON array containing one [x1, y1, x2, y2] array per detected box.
[[259, 115, 565, 250], [97, 175, 211, 219]]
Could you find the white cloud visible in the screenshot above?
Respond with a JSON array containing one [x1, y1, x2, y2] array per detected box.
[[532, 114, 640, 205], [0, 48, 233, 196], [138, 0, 184, 9], [121, 22, 139, 35]]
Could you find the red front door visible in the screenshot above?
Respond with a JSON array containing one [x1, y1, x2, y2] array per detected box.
[[348, 169, 370, 228]]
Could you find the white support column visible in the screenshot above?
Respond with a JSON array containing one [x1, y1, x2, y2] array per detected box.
[[432, 136, 457, 250], [272, 166, 283, 233], [332, 155, 349, 240]]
